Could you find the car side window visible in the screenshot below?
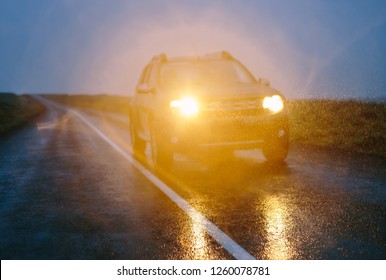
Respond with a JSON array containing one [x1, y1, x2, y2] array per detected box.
[[147, 64, 158, 88], [139, 64, 152, 86]]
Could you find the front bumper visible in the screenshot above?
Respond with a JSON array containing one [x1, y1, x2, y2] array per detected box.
[[164, 111, 289, 152]]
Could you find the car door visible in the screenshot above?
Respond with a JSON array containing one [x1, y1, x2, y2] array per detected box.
[[134, 64, 154, 140]]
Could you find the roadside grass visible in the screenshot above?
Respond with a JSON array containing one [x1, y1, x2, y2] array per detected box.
[[0, 93, 45, 135], [44, 94, 385, 157], [44, 94, 131, 115], [287, 100, 386, 157]]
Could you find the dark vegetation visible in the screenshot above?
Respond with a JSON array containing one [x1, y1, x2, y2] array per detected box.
[[0, 92, 45, 135], [44, 94, 131, 115], [288, 100, 386, 156], [45, 94, 386, 157]]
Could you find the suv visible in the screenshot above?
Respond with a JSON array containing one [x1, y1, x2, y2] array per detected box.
[[129, 51, 289, 168]]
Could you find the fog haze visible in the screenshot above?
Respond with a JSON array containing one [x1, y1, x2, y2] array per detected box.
[[1, 0, 385, 100]]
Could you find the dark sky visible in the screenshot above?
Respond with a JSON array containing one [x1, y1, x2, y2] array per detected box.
[[1, 0, 385, 99]]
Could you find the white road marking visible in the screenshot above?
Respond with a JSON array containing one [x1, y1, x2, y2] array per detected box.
[[71, 109, 256, 260]]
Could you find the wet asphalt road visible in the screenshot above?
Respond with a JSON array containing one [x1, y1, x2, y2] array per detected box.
[[0, 98, 385, 260]]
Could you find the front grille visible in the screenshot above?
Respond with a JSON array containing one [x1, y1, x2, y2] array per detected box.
[[201, 98, 264, 115]]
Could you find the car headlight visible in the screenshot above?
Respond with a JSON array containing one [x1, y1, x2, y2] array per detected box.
[[263, 95, 284, 112], [170, 97, 199, 116]]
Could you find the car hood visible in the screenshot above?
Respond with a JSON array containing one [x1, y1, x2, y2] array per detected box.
[[163, 83, 282, 101]]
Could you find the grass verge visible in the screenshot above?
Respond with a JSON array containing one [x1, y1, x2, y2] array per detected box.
[[288, 99, 385, 157], [0, 93, 46, 135], [44, 94, 131, 115]]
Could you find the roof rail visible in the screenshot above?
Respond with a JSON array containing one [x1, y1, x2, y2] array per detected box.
[[204, 50, 233, 60], [151, 53, 167, 62], [151, 51, 233, 62]]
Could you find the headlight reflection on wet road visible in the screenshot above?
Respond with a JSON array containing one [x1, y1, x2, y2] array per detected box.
[[262, 195, 295, 260], [179, 216, 211, 259]]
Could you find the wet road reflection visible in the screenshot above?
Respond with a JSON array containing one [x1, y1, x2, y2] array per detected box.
[[36, 112, 72, 130], [179, 216, 211, 259], [164, 148, 385, 259], [262, 195, 294, 259]]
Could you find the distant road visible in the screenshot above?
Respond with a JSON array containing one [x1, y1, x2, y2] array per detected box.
[[0, 96, 385, 259]]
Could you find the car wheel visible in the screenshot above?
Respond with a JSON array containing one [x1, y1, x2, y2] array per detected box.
[[130, 119, 146, 156], [149, 122, 173, 169], [263, 133, 289, 163]]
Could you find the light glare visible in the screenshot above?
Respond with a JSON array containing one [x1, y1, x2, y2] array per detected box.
[[263, 95, 284, 112], [170, 97, 199, 116]]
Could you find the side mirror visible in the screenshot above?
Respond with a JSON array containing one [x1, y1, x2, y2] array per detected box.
[[257, 78, 270, 87], [136, 84, 155, 94]]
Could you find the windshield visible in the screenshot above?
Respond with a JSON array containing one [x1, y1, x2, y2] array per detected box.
[[160, 60, 256, 87]]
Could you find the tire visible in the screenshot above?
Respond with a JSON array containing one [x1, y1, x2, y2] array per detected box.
[[130, 119, 146, 156], [149, 122, 173, 169], [263, 134, 289, 163]]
